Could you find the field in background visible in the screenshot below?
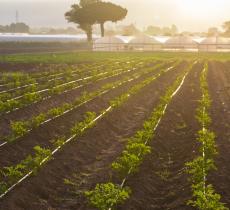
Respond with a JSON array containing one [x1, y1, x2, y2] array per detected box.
[[0, 52, 229, 210], [1, 51, 230, 64]]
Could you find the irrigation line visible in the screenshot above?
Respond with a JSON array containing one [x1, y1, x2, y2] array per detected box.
[[0, 62, 172, 147], [0, 67, 152, 147], [0, 62, 109, 89], [108, 61, 196, 210], [2, 64, 144, 115], [201, 67, 207, 196], [0, 60, 134, 99], [0, 64, 175, 200], [0, 83, 38, 94], [121, 69, 189, 187], [6, 71, 120, 102]]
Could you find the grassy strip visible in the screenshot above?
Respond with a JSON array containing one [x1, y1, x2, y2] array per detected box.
[[84, 62, 194, 210], [185, 63, 228, 210]]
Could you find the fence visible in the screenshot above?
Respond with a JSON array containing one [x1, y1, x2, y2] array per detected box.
[[93, 42, 230, 52]]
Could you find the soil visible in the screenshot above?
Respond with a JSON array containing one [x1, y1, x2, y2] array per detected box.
[[0, 62, 186, 210], [0, 61, 159, 137], [115, 62, 203, 210], [1, 61, 229, 210], [207, 61, 230, 207]]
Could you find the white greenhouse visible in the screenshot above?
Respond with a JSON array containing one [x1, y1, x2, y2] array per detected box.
[[129, 34, 162, 51], [93, 36, 125, 51], [199, 37, 230, 52], [164, 36, 198, 51]]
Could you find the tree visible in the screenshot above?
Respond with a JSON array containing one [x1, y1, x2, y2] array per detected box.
[[162, 27, 171, 36], [145, 25, 162, 35], [171, 24, 178, 35], [121, 24, 140, 36], [0, 23, 30, 33], [65, 0, 127, 40], [87, 1, 127, 37], [222, 21, 230, 36], [80, 0, 99, 7], [65, 3, 96, 42], [207, 27, 219, 37]]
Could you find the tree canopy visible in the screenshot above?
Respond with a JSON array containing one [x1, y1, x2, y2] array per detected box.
[[65, 3, 96, 42], [65, 0, 127, 41], [0, 23, 30, 33], [223, 21, 230, 36], [86, 1, 127, 37]]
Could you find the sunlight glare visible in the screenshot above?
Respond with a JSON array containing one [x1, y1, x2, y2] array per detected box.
[[177, 0, 219, 19]]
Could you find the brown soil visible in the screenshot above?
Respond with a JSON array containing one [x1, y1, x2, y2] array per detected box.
[[0, 61, 159, 137], [114, 62, 203, 210], [0, 62, 187, 210], [0, 62, 51, 73], [207, 61, 230, 207]]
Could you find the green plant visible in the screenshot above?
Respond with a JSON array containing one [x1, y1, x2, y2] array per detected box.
[[32, 113, 47, 128], [71, 112, 96, 136], [186, 63, 228, 210], [0, 181, 8, 194], [10, 121, 29, 140], [85, 183, 130, 210], [1, 164, 25, 185]]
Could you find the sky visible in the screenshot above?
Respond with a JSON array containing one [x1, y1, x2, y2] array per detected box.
[[0, 0, 230, 32]]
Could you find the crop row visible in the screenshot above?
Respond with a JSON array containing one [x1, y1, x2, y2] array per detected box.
[[0, 61, 169, 147], [0, 61, 177, 199], [0, 61, 107, 88], [0, 59, 145, 89], [185, 64, 228, 210], [0, 60, 151, 115], [84, 63, 194, 210], [0, 60, 140, 101]]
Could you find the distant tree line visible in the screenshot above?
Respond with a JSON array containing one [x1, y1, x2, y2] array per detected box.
[[206, 21, 230, 37], [0, 22, 30, 33], [145, 24, 178, 36]]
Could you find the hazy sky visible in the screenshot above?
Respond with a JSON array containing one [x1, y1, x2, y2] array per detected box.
[[1, 0, 230, 32]]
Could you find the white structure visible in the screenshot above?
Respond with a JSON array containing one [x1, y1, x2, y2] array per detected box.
[[129, 34, 162, 51], [93, 36, 125, 51], [0, 33, 99, 42], [199, 37, 230, 52], [165, 36, 198, 51], [199, 37, 218, 51]]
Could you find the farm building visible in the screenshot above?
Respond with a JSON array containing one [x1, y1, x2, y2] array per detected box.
[[129, 34, 162, 51], [93, 36, 125, 51], [199, 37, 230, 52], [164, 36, 198, 51], [0, 33, 99, 42]]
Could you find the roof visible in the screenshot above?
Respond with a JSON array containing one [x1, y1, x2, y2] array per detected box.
[[201, 37, 230, 44], [129, 34, 161, 44], [165, 36, 197, 44], [94, 36, 125, 44]]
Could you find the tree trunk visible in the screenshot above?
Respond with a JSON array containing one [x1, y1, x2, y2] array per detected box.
[[86, 29, 93, 42], [100, 22, 105, 37]]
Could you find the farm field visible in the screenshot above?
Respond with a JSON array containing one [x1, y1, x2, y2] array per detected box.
[[0, 52, 229, 210]]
